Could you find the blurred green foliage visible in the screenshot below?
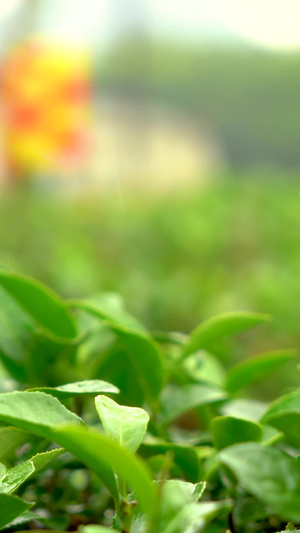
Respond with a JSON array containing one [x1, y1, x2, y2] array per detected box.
[[0, 175, 299, 399]]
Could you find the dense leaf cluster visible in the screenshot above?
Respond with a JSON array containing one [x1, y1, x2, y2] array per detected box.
[[0, 271, 298, 532]]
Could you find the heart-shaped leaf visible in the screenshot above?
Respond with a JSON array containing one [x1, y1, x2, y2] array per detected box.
[[95, 395, 149, 452]]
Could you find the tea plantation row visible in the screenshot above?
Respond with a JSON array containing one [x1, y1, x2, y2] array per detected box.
[[0, 270, 299, 532]]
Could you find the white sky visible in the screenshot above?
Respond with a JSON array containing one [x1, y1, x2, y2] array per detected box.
[[1, 0, 300, 51]]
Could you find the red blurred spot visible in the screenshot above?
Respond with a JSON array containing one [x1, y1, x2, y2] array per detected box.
[[10, 105, 40, 130], [63, 79, 90, 102]]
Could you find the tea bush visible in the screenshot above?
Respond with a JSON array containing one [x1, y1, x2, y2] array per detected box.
[[0, 270, 299, 532]]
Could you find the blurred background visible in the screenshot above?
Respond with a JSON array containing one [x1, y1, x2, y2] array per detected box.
[[0, 0, 300, 395]]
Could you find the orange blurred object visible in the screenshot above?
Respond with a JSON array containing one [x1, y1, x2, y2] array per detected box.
[[1, 39, 91, 180]]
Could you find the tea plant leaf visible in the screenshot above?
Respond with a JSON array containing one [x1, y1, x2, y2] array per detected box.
[[69, 298, 146, 334], [1, 511, 43, 530], [221, 399, 268, 421], [140, 439, 200, 482], [157, 480, 207, 532], [183, 351, 226, 387], [0, 461, 34, 494], [79, 527, 119, 533], [0, 271, 77, 340], [0, 448, 64, 495], [0, 392, 119, 501], [0, 427, 33, 465], [15, 531, 66, 533], [260, 390, 300, 447], [0, 287, 33, 362], [161, 500, 232, 533], [51, 425, 156, 518], [0, 464, 7, 482], [95, 395, 149, 452], [70, 301, 164, 402], [109, 324, 164, 402], [182, 312, 270, 358], [24, 332, 78, 387], [219, 443, 300, 522], [30, 448, 64, 473], [0, 493, 32, 529], [0, 391, 83, 438], [211, 416, 262, 450], [225, 350, 296, 393], [160, 384, 226, 425], [29, 380, 119, 399]]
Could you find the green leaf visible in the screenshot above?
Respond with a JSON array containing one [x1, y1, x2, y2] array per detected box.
[[30, 448, 64, 473], [95, 395, 149, 453], [78, 524, 118, 533], [219, 443, 300, 522], [0, 461, 34, 494], [0, 392, 118, 502], [69, 297, 146, 334], [0, 287, 33, 363], [160, 384, 226, 425], [140, 439, 200, 483], [0, 287, 34, 382], [0, 449, 64, 495], [51, 425, 156, 518], [157, 480, 206, 531], [0, 464, 7, 482], [161, 500, 232, 533], [211, 416, 262, 450], [0, 271, 77, 340], [109, 324, 164, 403], [183, 351, 226, 387], [16, 531, 67, 533], [1, 511, 43, 530], [221, 399, 268, 421], [70, 301, 164, 403], [29, 380, 119, 399], [24, 332, 78, 387], [0, 494, 32, 529], [225, 350, 296, 393], [260, 390, 300, 447], [182, 312, 270, 359], [90, 346, 145, 406], [0, 391, 83, 439], [0, 427, 34, 465]]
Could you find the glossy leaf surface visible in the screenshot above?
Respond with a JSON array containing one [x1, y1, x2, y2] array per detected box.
[[95, 395, 149, 452]]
